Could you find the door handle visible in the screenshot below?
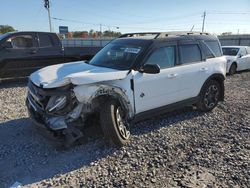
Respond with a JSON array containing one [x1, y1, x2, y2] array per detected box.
[[199, 67, 208, 72], [167, 73, 178, 78], [30, 49, 37, 54]]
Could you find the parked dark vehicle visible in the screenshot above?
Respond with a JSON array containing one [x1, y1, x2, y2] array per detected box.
[[0, 31, 102, 78]]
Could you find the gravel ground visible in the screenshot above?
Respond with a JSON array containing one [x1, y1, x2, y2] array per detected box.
[[0, 71, 249, 188]]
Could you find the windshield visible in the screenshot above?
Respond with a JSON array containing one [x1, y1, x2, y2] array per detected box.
[[222, 48, 239, 56], [0, 33, 10, 41], [89, 42, 143, 70]]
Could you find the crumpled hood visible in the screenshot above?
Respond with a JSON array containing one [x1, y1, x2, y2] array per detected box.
[[30, 61, 128, 88]]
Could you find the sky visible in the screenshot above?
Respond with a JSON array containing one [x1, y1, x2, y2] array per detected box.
[[1, 0, 250, 35]]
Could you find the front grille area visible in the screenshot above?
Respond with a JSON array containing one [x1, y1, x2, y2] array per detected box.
[[27, 80, 50, 112], [27, 80, 75, 115]]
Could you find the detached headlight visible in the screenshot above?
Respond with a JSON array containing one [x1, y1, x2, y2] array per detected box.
[[46, 95, 67, 112]]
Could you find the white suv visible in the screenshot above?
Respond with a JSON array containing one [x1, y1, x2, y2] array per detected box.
[[26, 32, 226, 147]]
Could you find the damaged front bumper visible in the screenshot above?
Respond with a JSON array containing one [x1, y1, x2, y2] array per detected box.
[[26, 81, 85, 146]]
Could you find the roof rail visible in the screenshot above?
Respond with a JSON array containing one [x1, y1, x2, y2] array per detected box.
[[118, 31, 210, 39], [118, 32, 161, 39]]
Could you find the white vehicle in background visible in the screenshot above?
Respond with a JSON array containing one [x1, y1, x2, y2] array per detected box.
[[222, 46, 250, 75]]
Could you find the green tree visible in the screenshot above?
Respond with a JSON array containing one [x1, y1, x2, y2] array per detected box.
[[0, 25, 15, 34], [102, 30, 121, 38]]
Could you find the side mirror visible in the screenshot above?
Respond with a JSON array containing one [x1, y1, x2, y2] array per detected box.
[[238, 54, 243, 58], [139, 64, 160, 74]]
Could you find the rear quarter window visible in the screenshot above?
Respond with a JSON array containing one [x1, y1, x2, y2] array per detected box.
[[179, 44, 202, 64], [204, 41, 222, 57]]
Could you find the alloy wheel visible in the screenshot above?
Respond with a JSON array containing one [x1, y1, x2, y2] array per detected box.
[[204, 85, 219, 109], [115, 107, 130, 140]]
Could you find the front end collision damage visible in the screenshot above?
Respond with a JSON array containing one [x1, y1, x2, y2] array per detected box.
[[27, 82, 134, 146]]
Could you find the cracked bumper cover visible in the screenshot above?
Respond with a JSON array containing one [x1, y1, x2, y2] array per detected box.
[[26, 96, 84, 131]]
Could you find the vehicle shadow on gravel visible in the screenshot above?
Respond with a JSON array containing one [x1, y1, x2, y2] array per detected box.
[[0, 107, 206, 187], [0, 118, 116, 187], [131, 106, 204, 136]]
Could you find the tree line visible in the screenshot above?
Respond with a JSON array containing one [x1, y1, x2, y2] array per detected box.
[[0, 25, 15, 34], [67, 29, 121, 38], [0, 25, 121, 38]]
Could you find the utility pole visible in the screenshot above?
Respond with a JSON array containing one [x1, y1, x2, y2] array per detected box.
[[99, 24, 102, 39], [202, 11, 206, 32], [44, 0, 52, 32]]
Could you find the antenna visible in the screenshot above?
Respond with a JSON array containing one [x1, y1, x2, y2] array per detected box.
[[190, 25, 195, 32], [202, 11, 206, 32]]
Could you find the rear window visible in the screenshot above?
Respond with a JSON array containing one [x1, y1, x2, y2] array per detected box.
[[38, 34, 53, 47], [179, 44, 202, 64], [204, 41, 222, 57]]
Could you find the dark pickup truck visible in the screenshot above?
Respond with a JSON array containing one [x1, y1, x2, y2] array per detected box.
[[0, 31, 102, 78]]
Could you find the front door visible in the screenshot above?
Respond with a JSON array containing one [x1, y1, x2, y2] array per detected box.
[[134, 45, 182, 114], [0, 33, 38, 78], [237, 47, 250, 71]]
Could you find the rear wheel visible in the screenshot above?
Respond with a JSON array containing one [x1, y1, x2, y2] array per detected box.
[[197, 80, 221, 112], [229, 63, 237, 75], [100, 100, 130, 146]]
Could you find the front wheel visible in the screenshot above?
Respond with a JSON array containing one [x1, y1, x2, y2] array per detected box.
[[197, 80, 221, 112], [229, 63, 237, 75], [100, 100, 130, 146]]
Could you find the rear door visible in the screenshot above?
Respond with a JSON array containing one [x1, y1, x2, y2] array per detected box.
[[0, 33, 38, 78], [35, 33, 64, 68], [176, 42, 210, 99], [245, 47, 250, 70]]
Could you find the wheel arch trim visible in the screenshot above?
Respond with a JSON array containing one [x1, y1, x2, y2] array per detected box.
[[199, 73, 225, 101]]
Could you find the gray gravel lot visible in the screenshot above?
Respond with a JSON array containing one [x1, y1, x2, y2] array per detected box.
[[0, 72, 249, 188]]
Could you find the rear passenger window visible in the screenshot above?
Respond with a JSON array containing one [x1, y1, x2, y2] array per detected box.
[[38, 34, 53, 47], [179, 44, 201, 64], [146, 46, 175, 69], [204, 41, 222, 57]]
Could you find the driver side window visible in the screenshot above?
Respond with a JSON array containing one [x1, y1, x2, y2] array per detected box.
[[5, 35, 34, 49], [145, 46, 175, 69]]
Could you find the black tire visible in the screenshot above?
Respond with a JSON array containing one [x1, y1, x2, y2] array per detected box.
[[100, 100, 130, 146], [229, 63, 237, 75], [197, 80, 221, 112]]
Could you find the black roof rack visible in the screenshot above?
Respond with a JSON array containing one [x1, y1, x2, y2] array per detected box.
[[118, 32, 161, 39], [118, 31, 210, 39]]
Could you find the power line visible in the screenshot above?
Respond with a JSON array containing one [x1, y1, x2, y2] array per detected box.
[[52, 16, 193, 31], [52, 17, 120, 30], [208, 10, 250, 15]]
